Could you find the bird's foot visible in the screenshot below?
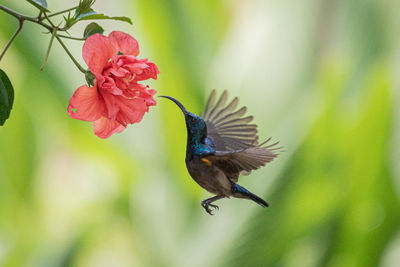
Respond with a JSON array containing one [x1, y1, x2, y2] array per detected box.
[[201, 200, 219, 215]]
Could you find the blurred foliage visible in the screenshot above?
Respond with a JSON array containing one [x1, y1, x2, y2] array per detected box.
[[0, 0, 399, 267]]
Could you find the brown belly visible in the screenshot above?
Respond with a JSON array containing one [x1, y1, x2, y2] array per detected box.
[[187, 157, 232, 196]]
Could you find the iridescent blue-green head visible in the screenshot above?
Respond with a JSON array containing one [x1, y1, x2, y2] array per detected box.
[[159, 95, 207, 141]]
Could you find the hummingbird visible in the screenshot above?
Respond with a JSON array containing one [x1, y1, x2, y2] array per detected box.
[[160, 90, 281, 215]]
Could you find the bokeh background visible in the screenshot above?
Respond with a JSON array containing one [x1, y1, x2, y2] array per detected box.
[[0, 0, 400, 266]]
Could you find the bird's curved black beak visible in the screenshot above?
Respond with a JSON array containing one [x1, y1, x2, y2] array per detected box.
[[159, 95, 188, 115]]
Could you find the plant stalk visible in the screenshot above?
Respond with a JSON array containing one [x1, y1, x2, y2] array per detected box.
[[40, 27, 57, 71], [0, 18, 24, 62], [47, 6, 78, 18], [55, 35, 87, 74]]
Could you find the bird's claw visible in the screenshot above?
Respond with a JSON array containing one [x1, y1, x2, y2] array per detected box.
[[201, 201, 219, 215]]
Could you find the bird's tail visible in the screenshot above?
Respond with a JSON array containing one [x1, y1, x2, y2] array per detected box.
[[231, 182, 269, 207]]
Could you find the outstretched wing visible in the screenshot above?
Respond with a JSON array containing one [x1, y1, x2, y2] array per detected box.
[[201, 90, 281, 181], [205, 138, 281, 182], [202, 90, 258, 151]]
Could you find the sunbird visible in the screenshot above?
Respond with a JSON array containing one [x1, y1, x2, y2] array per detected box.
[[160, 90, 281, 215]]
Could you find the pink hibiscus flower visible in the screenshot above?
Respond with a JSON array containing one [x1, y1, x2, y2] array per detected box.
[[68, 31, 159, 138]]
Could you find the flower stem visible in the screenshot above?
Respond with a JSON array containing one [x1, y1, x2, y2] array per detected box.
[[55, 35, 87, 74], [46, 6, 78, 18], [0, 4, 85, 72], [40, 27, 57, 71], [42, 11, 56, 28], [57, 34, 86, 41], [0, 5, 37, 21], [0, 18, 24, 62], [0, 4, 54, 32]]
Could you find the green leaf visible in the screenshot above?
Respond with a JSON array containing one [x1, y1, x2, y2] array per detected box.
[[63, 13, 75, 29], [80, 13, 132, 24], [75, 8, 132, 24], [83, 22, 104, 39], [0, 69, 15, 126], [75, 8, 97, 20], [76, 0, 96, 14], [25, 0, 49, 12]]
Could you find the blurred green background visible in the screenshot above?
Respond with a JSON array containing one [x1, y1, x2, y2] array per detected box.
[[0, 0, 399, 266]]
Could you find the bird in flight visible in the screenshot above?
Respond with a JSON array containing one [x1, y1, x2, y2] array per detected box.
[[160, 90, 281, 215]]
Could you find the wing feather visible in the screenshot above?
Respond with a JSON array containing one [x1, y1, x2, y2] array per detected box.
[[206, 90, 228, 122], [201, 90, 281, 181], [208, 97, 239, 124], [203, 90, 217, 118], [202, 90, 258, 151], [213, 108, 249, 126], [217, 124, 257, 131], [205, 139, 281, 182]]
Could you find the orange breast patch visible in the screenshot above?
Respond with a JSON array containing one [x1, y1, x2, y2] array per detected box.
[[201, 158, 212, 167]]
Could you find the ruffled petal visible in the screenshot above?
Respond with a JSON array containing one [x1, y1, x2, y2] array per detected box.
[[93, 117, 126, 139], [115, 96, 147, 125], [100, 90, 119, 120], [68, 85, 105, 121], [140, 89, 157, 107], [98, 76, 123, 95], [108, 31, 139, 56], [134, 60, 159, 81], [83, 34, 117, 74]]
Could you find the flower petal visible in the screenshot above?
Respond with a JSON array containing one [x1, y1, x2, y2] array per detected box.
[[133, 61, 159, 81], [93, 117, 126, 139], [83, 34, 117, 74], [101, 90, 119, 120], [98, 76, 123, 95], [115, 96, 147, 125], [140, 89, 157, 107], [68, 85, 105, 121], [108, 31, 139, 56]]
